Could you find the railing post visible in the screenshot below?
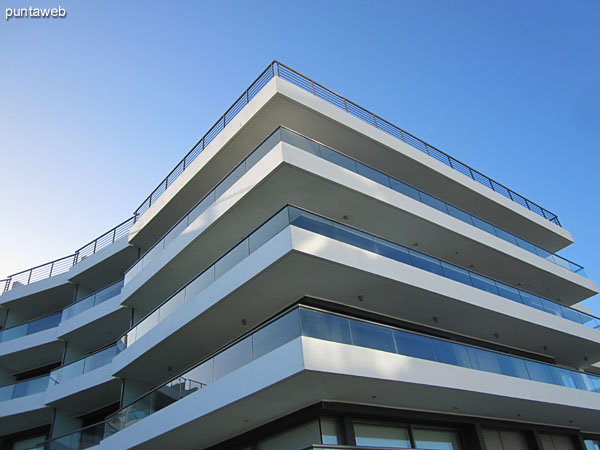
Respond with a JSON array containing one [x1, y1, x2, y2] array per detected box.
[[343, 99, 348, 112], [49, 262, 54, 277], [5, 276, 11, 292], [246, 90, 249, 104], [424, 144, 431, 156], [27, 270, 32, 285], [113, 228, 117, 243], [93, 240, 97, 254], [373, 116, 378, 128], [271, 62, 275, 77]]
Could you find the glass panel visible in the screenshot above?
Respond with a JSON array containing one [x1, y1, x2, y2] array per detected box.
[[389, 178, 420, 201], [187, 190, 215, 225], [214, 239, 249, 279], [471, 216, 496, 235], [57, 359, 85, 382], [182, 359, 213, 392], [258, 420, 321, 450], [515, 237, 537, 254], [0, 324, 27, 342], [248, 208, 290, 252], [466, 347, 502, 374], [155, 380, 183, 410], [519, 292, 545, 312], [319, 146, 357, 172], [584, 440, 600, 450], [213, 336, 253, 381], [349, 319, 396, 353], [85, 346, 116, 373], [495, 282, 523, 303], [432, 341, 472, 368], [142, 239, 165, 268], [158, 291, 185, 323], [441, 262, 472, 285], [248, 129, 284, 167], [562, 307, 585, 324], [289, 208, 335, 239], [409, 250, 444, 277], [164, 216, 189, 248], [524, 360, 555, 384], [494, 227, 518, 246], [413, 428, 463, 450], [214, 161, 246, 199], [11, 435, 47, 450], [333, 223, 375, 253], [540, 299, 564, 318], [185, 267, 215, 301], [353, 423, 411, 448], [253, 310, 301, 359], [356, 162, 391, 187], [320, 417, 340, 445], [280, 128, 320, 157], [65, 296, 95, 319], [0, 384, 14, 401], [373, 237, 411, 265], [496, 354, 530, 379], [420, 192, 448, 214], [468, 273, 499, 296], [446, 205, 473, 225], [394, 331, 436, 361], [299, 308, 352, 345], [135, 310, 159, 341], [12, 376, 48, 398], [27, 313, 61, 334]]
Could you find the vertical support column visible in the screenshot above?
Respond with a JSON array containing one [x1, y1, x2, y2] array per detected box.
[[341, 416, 356, 445], [530, 430, 546, 450]]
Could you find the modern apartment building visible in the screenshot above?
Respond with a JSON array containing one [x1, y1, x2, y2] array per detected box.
[[2, 61, 600, 450]]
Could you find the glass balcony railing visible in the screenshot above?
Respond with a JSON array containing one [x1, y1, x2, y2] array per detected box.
[[49, 343, 121, 386], [118, 205, 600, 356], [31, 305, 600, 449], [0, 343, 120, 406], [0, 279, 124, 346], [0, 312, 61, 343], [0, 374, 50, 402], [61, 280, 124, 321], [124, 127, 584, 290]]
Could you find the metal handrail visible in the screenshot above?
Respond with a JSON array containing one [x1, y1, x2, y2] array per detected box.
[[2, 216, 135, 293], [132, 60, 561, 227]]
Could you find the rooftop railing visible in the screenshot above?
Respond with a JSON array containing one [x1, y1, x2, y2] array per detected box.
[[132, 61, 562, 227], [2, 217, 134, 294]]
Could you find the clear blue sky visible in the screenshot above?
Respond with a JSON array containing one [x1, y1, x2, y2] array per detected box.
[[1, 1, 599, 311]]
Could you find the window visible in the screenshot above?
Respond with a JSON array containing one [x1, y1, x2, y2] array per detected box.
[[257, 420, 321, 450], [354, 423, 411, 448], [540, 433, 576, 450], [320, 417, 340, 445], [483, 428, 529, 450], [413, 428, 463, 450]]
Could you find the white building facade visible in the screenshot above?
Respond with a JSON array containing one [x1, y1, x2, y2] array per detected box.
[[1, 61, 600, 450]]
